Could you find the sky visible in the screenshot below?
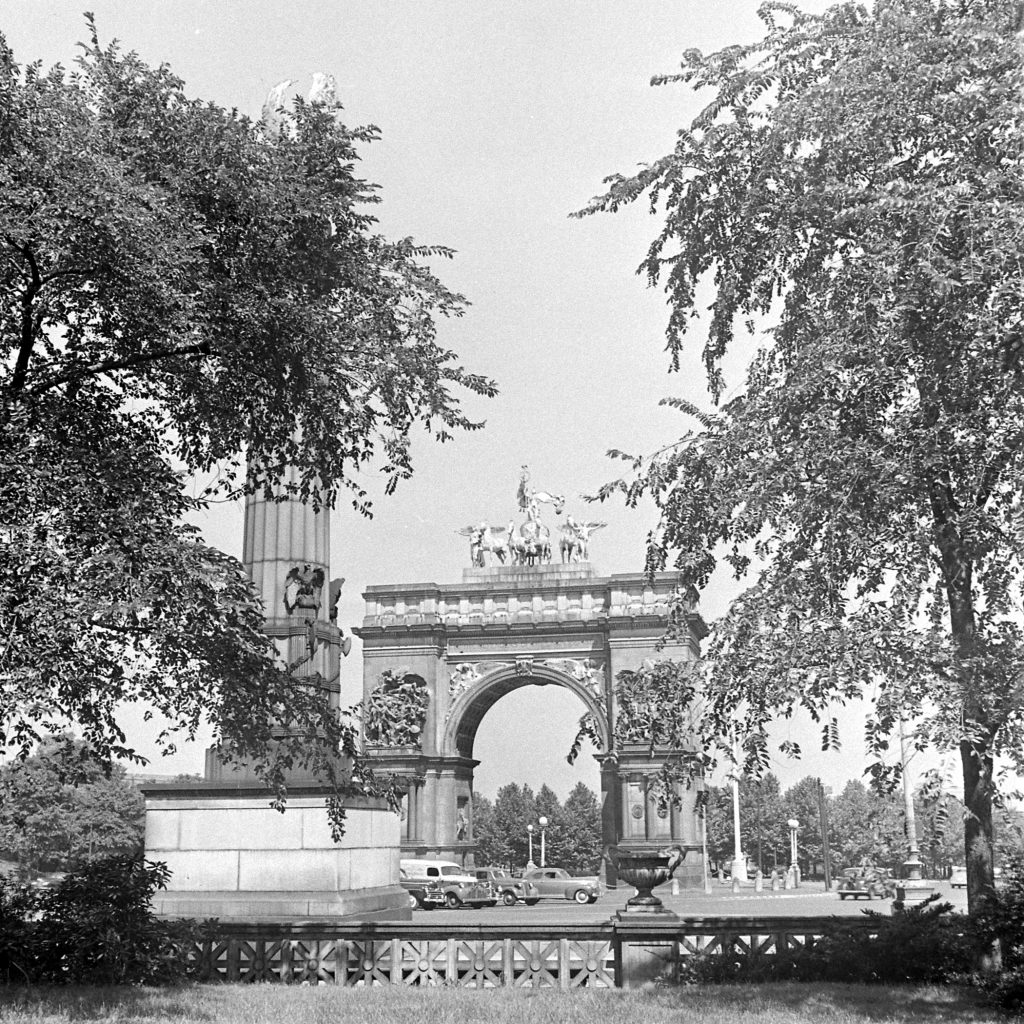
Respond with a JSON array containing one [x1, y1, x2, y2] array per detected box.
[[3, 0, 960, 801]]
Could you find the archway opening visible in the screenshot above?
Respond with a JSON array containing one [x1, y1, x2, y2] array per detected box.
[[464, 682, 604, 876]]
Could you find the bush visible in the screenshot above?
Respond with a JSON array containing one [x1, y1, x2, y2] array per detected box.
[[0, 875, 39, 983], [675, 896, 973, 986], [973, 857, 1024, 1017], [1, 855, 198, 985]]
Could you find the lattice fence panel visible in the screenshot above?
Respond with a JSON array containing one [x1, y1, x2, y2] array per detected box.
[[453, 939, 506, 987], [396, 939, 449, 986], [509, 939, 561, 988], [344, 937, 393, 986], [564, 939, 614, 988]]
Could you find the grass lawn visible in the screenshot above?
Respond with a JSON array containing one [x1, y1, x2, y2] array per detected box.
[[0, 983, 1000, 1024]]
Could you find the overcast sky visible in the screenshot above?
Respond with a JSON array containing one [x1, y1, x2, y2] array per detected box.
[[5, 0, 958, 800]]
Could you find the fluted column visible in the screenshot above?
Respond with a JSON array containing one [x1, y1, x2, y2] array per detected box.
[[242, 467, 340, 699]]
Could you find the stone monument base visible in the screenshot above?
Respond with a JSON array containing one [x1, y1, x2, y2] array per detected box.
[[142, 780, 408, 922]]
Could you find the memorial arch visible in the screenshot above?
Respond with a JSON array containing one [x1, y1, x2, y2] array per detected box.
[[356, 560, 709, 887]]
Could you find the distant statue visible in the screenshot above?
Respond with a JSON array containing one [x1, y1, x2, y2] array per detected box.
[[518, 518, 552, 565], [517, 466, 565, 520], [457, 811, 468, 841], [262, 72, 339, 142], [307, 71, 338, 107], [328, 577, 346, 622], [284, 564, 325, 615], [262, 79, 294, 139], [456, 523, 509, 567], [559, 516, 606, 563]]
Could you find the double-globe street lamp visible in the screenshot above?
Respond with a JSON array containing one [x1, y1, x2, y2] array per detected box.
[[526, 817, 550, 869]]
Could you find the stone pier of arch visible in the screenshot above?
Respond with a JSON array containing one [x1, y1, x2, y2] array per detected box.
[[355, 562, 709, 889]]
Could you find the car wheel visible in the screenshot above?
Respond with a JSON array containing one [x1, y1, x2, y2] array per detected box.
[[445, 892, 461, 909], [408, 893, 420, 910], [838, 893, 847, 900], [573, 889, 590, 905], [502, 891, 518, 906], [524, 898, 539, 906]]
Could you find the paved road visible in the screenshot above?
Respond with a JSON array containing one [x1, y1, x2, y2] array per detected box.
[[414, 880, 967, 926]]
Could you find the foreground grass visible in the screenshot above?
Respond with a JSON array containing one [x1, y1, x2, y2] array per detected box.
[[0, 983, 1000, 1024]]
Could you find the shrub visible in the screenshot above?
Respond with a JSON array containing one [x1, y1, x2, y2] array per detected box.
[[0, 875, 40, 983], [1, 855, 198, 986], [973, 857, 1024, 1017], [675, 896, 973, 986]]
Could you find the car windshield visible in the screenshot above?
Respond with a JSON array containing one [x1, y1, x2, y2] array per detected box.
[[440, 866, 464, 877]]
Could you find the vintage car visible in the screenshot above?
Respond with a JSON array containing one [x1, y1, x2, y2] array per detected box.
[[837, 865, 896, 900], [399, 868, 443, 910], [400, 858, 496, 909], [949, 865, 967, 888], [474, 867, 541, 906], [523, 867, 601, 904]]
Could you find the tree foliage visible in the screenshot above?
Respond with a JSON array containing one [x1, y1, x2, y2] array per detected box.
[[0, 24, 494, 806], [472, 782, 603, 874], [578, 0, 1024, 909], [0, 736, 143, 875]]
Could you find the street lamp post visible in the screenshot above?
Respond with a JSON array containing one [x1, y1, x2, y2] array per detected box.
[[731, 775, 748, 883], [787, 818, 800, 886], [897, 718, 933, 901], [526, 823, 535, 869], [538, 816, 548, 868]]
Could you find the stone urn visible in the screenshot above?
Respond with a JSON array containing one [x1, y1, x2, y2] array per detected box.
[[608, 846, 680, 914]]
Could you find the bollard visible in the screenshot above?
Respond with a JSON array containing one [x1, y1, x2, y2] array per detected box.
[[754, 870, 763, 893], [784, 867, 794, 890], [671, 877, 680, 897], [731, 875, 740, 893], [770, 870, 780, 892]]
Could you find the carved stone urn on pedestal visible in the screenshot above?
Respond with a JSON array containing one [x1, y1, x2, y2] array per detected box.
[[609, 846, 680, 913]]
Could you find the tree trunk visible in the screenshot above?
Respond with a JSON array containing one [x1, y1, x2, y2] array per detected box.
[[932, 492, 997, 916]]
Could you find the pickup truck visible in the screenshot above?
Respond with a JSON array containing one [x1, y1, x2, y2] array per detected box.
[[473, 867, 540, 906], [400, 859, 496, 909], [523, 867, 601, 904], [399, 868, 443, 910]]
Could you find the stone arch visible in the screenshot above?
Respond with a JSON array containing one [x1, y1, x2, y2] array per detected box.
[[441, 663, 610, 760]]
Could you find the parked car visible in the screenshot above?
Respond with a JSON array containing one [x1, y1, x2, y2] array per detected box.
[[400, 858, 496, 909], [837, 865, 896, 900], [399, 868, 444, 910], [950, 865, 967, 888], [474, 867, 540, 906], [523, 867, 601, 904]]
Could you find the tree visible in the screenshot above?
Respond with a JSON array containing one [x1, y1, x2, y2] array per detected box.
[[0, 25, 494, 814], [492, 784, 536, 869], [829, 778, 906, 870], [0, 736, 143, 874], [702, 784, 733, 872], [781, 777, 826, 876], [915, 786, 967, 876], [579, 0, 1024, 912], [471, 792, 509, 867], [741, 773, 786, 872], [532, 784, 563, 866], [558, 782, 604, 876]]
